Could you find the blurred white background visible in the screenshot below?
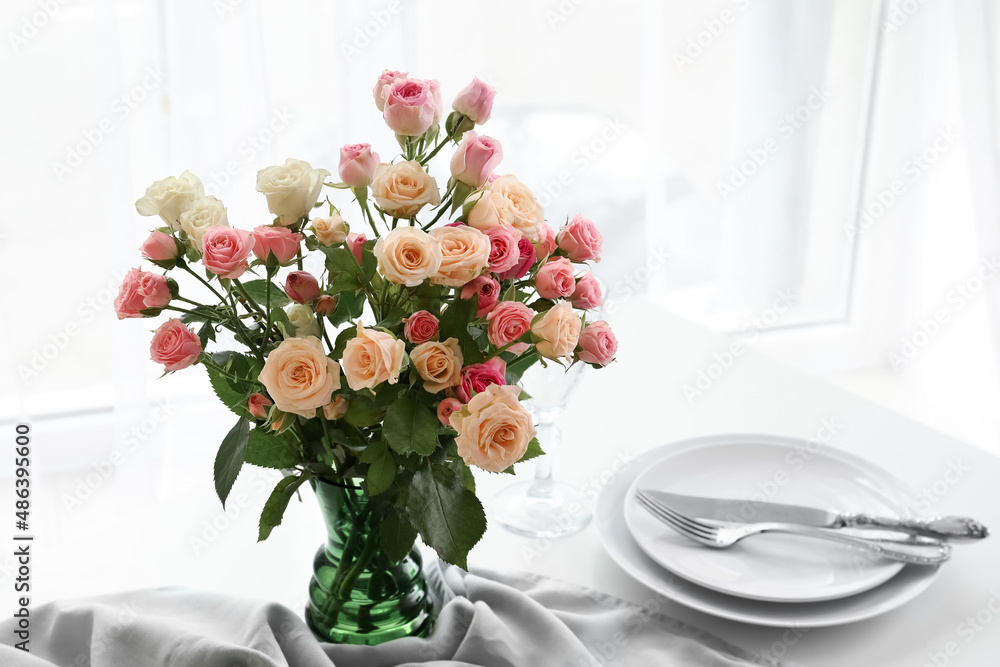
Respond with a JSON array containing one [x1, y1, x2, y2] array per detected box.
[[2, 0, 1000, 602]]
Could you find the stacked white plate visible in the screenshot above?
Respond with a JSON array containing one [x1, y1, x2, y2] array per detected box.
[[595, 434, 941, 626]]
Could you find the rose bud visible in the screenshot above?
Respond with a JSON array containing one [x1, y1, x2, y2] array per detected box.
[[149, 318, 202, 372], [557, 214, 603, 262], [437, 397, 463, 426], [535, 257, 576, 299], [310, 214, 349, 246], [140, 230, 180, 264], [428, 78, 444, 125], [453, 77, 496, 125], [323, 396, 349, 420], [450, 132, 503, 188], [537, 222, 558, 257], [403, 310, 440, 344], [285, 271, 321, 304], [383, 78, 436, 137], [347, 232, 367, 265], [460, 275, 500, 317], [577, 320, 618, 367], [247, 393, 273, 420], [338, 143, 380, 188], [252, 225, 303, 265], [498, 236, 537, 281], [373, 69, 406, 111], [571, 272, 603, 310], [315, 294, 339, 317]]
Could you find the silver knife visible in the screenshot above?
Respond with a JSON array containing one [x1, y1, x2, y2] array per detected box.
[[642, 490, 989, 541]]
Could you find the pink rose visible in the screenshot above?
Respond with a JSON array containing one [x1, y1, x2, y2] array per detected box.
[[114, 268, 171, 319], [149, 318, 202, 371], [347, 232, 367, 265], [253, 225, 303, 265], [437, 397, 463, 426], [557, 214, 603, 262], [456, 357, 507, 403], [383, 78, 436, 137], [450, 132, 503, 188], [498, 236, 537, 281], [460, 275, 500, 317], [453, 77, 496, 124], [571, 272, 603, 310], [486, 301, 533, 350], [373, 69, 406, 111], [483, 223, 520, 275], [537, 223, 558, 257], [339, 143, 380, 188], [428, 79, 444, 125], [285, 271, 321, 304], [140, 230, 179, 262], [577, 320, 618, 367], [315, 295, 338, 316], [201, 226, 254, 279], [403, 310, 439, 344], [247, 393, 273, 419], [535, 257, 576, 299]]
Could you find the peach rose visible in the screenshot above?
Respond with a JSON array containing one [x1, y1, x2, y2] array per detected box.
[[371, 161, 441, 218], [531, 300, 582, 360], [323, 396, 349, 420], [403, 310, 439, 344], [310, 213, 349, 246], [258, 336, 341, 418], [429, 225, 490, 287], [557, 214, 603, 262], [341, 323, 406, 391], [437, 398, 463, 426], [247, 393, 273, 420], [373, 226, 442, 286], [201, 226, 254, 279], [577, 320, 617, 366], [410, 338, 464, 393], [149, 318, 202, 372], [450, 384, 536, 473], [535, 257, 576, 299], [466, 174, 544, 241], [486, 301, 534, 349]]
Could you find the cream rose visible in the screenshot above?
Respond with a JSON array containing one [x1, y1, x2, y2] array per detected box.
[[531, 300, 582, 360], [258, 336, 341, 418], [286, 303, 321, 338], [410, 338, 463, 393], [256, 158, 331, 225], [135, 170, 205, 230], [323, 396, 349, 420], [371, 161, 441, 218], [373, 226, 442, 286], [466, 175, 544, 241], [179, 196, 229, 249], [341, 323, 406, 390], [450, 384, 537, 473], [429, 225, 490, 287], [310, 213, 349, 246]]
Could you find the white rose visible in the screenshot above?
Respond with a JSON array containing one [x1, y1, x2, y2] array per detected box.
[[256, 158, 331, 226], [310, 213, 349, 246], [179, 196, 229, 250], [135, 170, 205, 231], [286, 303, 321, 338]]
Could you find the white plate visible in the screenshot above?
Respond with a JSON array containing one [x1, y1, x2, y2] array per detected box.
[[596, 435, 941, 627], [624, 437, 910, 602]]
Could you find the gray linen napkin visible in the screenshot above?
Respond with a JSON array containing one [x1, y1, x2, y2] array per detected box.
[[0, 561, 775, 666]]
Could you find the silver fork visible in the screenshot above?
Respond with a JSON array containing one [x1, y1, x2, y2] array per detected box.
[[636, 490, 952, 566]]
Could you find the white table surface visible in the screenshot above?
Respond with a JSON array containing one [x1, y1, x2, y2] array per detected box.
[[16, 297, 1000, 666]]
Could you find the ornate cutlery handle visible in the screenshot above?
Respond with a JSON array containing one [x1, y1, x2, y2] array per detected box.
[[758, 525, 953, 565], [842, 515, 989, 541]]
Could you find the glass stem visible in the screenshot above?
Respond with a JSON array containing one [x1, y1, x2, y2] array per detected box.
[[528, 408, 561, 500]]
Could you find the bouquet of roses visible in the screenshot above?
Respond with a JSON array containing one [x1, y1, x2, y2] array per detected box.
[[116, 71, 618, 569]]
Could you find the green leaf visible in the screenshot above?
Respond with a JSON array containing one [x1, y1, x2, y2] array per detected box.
[[328, 271, 362, 294], [380, 506, 418, 563], [344, 392, 385, 427], [246, 428, 300, 469], [361, 440, 396, 495], [214, 417, 250, 508], [439, 298, 484, 365], [446, 457, 477, 493], [405, 464, 486, 569], [519, 437, 544, 464], [205, 366, 250, 416], [241, 279, 290, 308], [383, 394, 441, 456], [271, 307, 296, 338], [329, 289, 366, 327], [197, 321, 217, 349], [258, 474, 308, 541], [468, 324, 491, 353], [505, 348, 540, 385], [331, 325, 359, 360]]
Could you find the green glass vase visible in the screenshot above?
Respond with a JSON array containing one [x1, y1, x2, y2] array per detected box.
[[305, 478, 434, 645]]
